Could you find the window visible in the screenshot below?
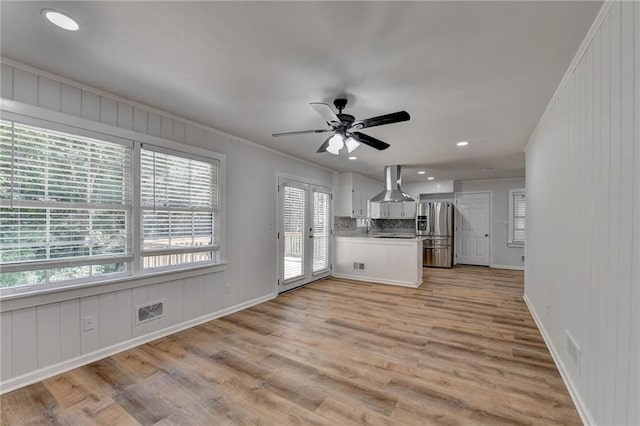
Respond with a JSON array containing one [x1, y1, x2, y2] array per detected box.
[[0, 120, 132, 289], [0, 117, 222, 294], [141, 147, 219, 269], [508, 189, 526, 246], [312, 189, 331, 273]]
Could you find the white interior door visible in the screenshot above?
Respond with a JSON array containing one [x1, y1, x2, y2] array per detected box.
[[278, 178, 331, 293], [455, 192, 490, 266]]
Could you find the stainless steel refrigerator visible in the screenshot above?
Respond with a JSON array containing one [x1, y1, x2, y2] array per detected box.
[[416, 202, 454, 268]]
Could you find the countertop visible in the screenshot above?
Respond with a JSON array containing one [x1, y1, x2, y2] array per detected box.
[[335, 234, 426, 241]]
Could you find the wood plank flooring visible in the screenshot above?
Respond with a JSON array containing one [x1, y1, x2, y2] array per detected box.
[[0, 266, 580, 425]]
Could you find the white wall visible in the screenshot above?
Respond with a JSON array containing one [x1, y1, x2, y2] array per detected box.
[[0, 59, 333, 392], [525, 2, 639, 425], [454, 178, 526, 269]]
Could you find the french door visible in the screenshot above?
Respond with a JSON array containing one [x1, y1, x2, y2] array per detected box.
[[278, 177, 332, 293]]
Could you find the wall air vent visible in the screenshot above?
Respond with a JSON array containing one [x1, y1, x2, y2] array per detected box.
[[353, 262, 365, 270], [136, 300, 164, 324]]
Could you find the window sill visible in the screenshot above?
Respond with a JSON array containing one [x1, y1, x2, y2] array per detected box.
[[0, 262, 227, 312]]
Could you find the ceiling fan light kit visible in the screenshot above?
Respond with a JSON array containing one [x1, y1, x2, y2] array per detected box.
[[273, 98, 410, 155], [326, 134, 344, 155]]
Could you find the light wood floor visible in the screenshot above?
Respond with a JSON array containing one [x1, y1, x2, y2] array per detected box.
[[0, 266, 579, 425]]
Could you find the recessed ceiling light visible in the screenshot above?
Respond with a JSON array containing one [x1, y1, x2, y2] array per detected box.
[[418, 171, 426, 175], [427, 176, 435, 180], [456, 141, 469, 147], [348, 156, 357, 160], [42, 9, 79, 31]]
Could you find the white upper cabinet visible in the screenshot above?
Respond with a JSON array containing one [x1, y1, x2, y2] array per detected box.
[[403, 180, 455, 198], [335, 172, 383, 218]]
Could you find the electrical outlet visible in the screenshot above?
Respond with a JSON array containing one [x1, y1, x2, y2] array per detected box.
[[546, 305, 551, 318], [83, 315, 96, 331], [224, 282, 231, 294]]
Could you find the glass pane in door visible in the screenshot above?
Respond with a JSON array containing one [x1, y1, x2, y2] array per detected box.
[[313, 191, 331, 273], [283, 185, 306, 280]]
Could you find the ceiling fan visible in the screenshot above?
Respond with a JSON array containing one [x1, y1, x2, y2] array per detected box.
[[272, 98, 410, 155]]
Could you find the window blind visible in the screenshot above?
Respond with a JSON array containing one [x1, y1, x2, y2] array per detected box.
[[283, 185, 306, 280], [313, 190, 330, 273], [140, 148, 218, 269], [0, 120, 132, 288], [511, 191, 526, 244]]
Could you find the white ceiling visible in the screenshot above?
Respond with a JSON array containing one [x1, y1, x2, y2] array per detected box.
[[1, 1, 601, 183]]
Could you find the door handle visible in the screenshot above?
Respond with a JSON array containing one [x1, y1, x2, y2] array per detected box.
[[309, 235, 313, 239], [484, 234, 489, 237]]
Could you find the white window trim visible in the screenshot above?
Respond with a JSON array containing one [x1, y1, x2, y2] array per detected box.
[[138, 143, 221, 272], [508, 188, 526, 247], [1, 100, 227, 299]]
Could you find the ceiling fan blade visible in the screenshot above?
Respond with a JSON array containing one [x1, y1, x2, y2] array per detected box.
[[272, 129, 332, 137], [316, 135, 334, 153], [310, 102, 342, 127], [351, 132, 390, 151], [350, 111, 410, 130]]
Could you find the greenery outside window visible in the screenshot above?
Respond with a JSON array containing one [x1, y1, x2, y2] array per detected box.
[[0, 117, 221, 295], [0, 120, 132, 289]]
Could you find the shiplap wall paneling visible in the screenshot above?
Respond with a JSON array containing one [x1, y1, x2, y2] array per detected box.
[[131, 286, 149, 338], [80, 296, 100, 354], [117, 102, 133, 130], [37, 77, 61, 112], [172, 279, 185, 326], [115, 289, 133, 342], [616, 3, 636, 424], [161, 115, 173, 140], [525, 2, 638, 425], [173, 120, 185, 143], [10, 308, 37, 377], [81, 91, 100, 122], [158, 280, 175, 329], [144, 283, 162, 334], [99, 293, 118, 348], [0, 312, 12, 381], [133, 107, 147, 133], [36, 304, 60, 368], [631, 2, 640, 423], [100, 97, 117, 127], [0, 54, 332, 391], [1, 63, 12, 99], [147, 111, 161, 137], [60, 84, 81, 116], [12, 68, 37, 105], [59, 300, 81, 361]]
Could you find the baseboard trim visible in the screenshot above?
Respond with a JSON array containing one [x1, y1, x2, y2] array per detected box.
[[0, 292, 276, 395], [332, 273, 421, 288], [490, 264, 525, 271], [523, 294, 595, 425]]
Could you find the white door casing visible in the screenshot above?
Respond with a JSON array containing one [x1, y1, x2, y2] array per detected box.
[[455, 192, 491, 266], [277, 176, 332, 293]]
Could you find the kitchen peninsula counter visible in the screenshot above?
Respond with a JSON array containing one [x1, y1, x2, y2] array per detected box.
[[333, 235, 424, 287]]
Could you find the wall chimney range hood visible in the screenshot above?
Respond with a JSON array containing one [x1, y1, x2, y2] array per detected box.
[[370, 165, 415, 203]]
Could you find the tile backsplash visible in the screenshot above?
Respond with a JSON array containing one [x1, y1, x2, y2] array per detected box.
[[376, 219, 415, 232], [334, 216, 414, 235]]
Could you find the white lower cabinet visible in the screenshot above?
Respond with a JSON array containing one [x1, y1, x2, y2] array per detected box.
[[333, 236, 423, 287]]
